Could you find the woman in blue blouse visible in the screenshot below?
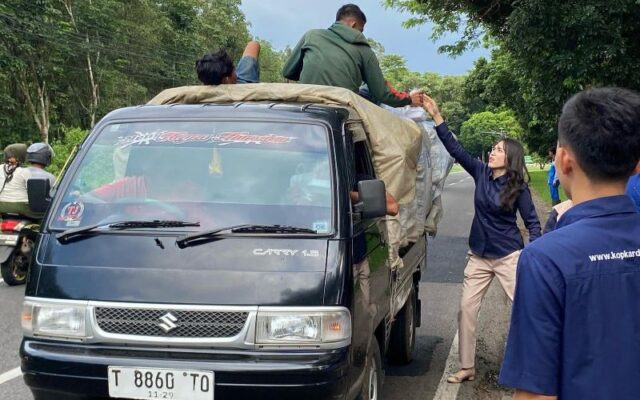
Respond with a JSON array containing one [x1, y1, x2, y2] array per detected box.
[[422, 95, 541, 384]]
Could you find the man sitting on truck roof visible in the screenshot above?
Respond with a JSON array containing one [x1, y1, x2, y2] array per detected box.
[[282, 4, 422, 108], [196, 40, 261, 85]]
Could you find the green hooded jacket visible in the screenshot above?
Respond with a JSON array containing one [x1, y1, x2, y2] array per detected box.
[[282, 22, 411, 107]]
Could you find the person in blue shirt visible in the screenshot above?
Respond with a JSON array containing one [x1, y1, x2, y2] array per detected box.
[[547, 148, 561, 205], [421, 95, 541, 384], [499, 87, 640, 400], [196, 40, 260, 85], [627, 173, 640, 212]]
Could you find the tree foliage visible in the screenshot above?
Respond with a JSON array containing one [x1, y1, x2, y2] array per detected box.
[[0, 0, 287, 149], [386, 0, 640, 155], [459, 110, 523, 159]]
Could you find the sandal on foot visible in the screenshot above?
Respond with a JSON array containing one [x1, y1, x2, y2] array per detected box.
[[447, 368, 476, 384]]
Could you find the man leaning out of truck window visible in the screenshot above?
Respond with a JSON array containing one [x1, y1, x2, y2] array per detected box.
[[196, 41, 261, 85]]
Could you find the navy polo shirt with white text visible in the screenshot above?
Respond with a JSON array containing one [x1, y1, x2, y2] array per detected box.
[[499, 195, 640, 400]]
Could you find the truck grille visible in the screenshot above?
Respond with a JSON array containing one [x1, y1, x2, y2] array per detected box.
[[95, 307, 248, 338]]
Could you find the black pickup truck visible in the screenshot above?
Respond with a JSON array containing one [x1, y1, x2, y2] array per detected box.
[[21, 102, 425, 400]]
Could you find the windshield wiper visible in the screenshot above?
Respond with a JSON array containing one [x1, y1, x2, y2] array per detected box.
[[56, 220, 200, 244], [176, 224, 317, 248]]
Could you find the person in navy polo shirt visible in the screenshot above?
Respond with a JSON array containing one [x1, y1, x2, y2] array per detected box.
[[499, 87, 640, 400], [421, 95, 541, 384]]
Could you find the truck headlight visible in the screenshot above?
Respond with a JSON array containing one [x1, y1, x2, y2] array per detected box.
[[22, 300, 88, 340], [256, 308, 351, 346]]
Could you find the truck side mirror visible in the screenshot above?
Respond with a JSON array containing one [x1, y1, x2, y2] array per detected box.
[[355, 179, 387, 219], [27, 178, 51, 214]]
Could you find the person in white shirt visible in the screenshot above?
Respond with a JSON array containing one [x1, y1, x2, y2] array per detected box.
[[0, 143, 31, 215]]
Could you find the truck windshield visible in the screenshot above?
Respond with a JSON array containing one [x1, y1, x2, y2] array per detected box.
[[51, 120, 333, 234]]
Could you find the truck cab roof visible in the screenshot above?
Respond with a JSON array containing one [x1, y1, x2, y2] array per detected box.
[[98, 102, 351, 130]]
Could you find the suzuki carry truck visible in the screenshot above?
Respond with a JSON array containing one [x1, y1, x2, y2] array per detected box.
[[21, 90, 426, 400]]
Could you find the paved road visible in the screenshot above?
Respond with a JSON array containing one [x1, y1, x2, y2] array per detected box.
[[382, 171, 474, 400], [0, 282, 31, 400], [0, 171, 476, 400]]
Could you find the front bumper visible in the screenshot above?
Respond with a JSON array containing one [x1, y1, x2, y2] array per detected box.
[[21, 339, 350, 400]]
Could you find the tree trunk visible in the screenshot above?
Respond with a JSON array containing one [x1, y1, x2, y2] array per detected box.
[[18, 69, 50, 143], [63, 0, 99, 128]]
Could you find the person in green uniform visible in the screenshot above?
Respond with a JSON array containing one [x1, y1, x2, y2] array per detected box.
[[283, 4, 422, 108]]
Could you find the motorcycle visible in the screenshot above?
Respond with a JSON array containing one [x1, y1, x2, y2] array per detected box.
[[0, 215, 38, 286]]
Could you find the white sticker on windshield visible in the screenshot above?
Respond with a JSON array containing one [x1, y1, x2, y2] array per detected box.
[[115, 131, 297, 149], [60, 201, 84, 227]]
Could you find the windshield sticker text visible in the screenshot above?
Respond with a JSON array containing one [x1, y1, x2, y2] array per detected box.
[[116, 131, 296, 149], [60, 201, 84, 227]]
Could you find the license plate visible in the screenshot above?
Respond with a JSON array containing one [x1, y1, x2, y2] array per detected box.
[[108, 367, 214, 400], [0, 234, 18, 245]]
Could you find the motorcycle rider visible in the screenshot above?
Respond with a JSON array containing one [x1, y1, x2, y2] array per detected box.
[[0, 143, 54, 219], [26, 143, 55, 188], [0, 143, 53, 285], [0, 143, 32, 217]]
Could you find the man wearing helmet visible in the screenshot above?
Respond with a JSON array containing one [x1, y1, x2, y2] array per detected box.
[[26, 143, 55, 188]]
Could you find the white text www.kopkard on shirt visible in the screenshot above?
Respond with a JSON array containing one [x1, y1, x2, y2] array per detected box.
[[589, 249, 640, 262]]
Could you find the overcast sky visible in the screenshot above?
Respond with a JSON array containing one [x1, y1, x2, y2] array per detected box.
[[240, 0, 490, 76]]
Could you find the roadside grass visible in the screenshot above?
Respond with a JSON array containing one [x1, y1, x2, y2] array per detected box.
[[527, 165, 568, 205], [450, 164, 464, 173]]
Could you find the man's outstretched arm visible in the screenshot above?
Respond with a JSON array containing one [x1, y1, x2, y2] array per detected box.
[[236, 41, 261, 83], [361, 52, 419, 107]]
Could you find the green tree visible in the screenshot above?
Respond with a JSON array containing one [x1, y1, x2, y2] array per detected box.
[[49, 127, 87, 177], [440, 101, 466, 134], [0, 0, 253, 148], [0, 0, 68, 142], [256, 39, 286, 83], [459, 110, 523, 160], [379, 53, 410, 88], [386, 0, 640, 154]]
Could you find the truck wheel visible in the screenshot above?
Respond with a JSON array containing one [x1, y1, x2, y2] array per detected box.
[[1, 251, 28, 286], [359, 335, 383, 400], [388, 286, 416, 364]]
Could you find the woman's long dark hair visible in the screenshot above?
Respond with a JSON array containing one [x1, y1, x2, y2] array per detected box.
[[499, 138, 530, 211]]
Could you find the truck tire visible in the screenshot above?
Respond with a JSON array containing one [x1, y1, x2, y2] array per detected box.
[[1, 251, 28, 286], [358, 335, 383, 400], [388, 286, 416, 364]]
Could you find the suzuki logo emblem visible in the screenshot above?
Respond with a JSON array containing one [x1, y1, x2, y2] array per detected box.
[[158, 312, 178, 333]]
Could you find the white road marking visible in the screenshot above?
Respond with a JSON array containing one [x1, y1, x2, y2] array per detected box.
[[0, 367, 22, 385], [433, 331, 461, 400]]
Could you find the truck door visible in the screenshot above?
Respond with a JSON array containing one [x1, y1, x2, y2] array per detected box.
[[350, 138, 392, 364]]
